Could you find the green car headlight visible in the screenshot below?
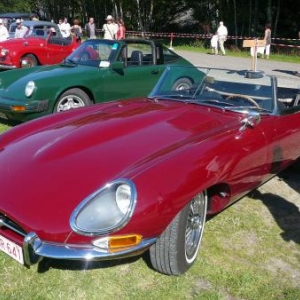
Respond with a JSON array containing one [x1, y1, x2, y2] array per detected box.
[[25, 81, 36, 97], [70, 179, 137, 236]]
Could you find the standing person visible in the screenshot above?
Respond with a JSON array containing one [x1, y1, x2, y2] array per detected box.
[[0, 19, 9, 42], [116, 19, 126, 40], [57, 18, 63, 30], [84, 17, 97, 39], [210, 32, 218, 55], [263, 23, 272, 59], [217, 21, 228, 56], [60, 17, 71, 38], [15, 19, 28, 38], [102, 15, 117, 40], [71, 18, 82, 42]]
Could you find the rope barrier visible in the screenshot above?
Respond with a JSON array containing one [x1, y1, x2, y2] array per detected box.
[[124, 31, 300, 49]]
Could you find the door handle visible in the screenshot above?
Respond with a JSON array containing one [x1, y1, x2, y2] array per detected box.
[[151, 70, 159, 75]]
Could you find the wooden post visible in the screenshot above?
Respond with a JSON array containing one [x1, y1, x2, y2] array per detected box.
[[243, 39, 266, 71]]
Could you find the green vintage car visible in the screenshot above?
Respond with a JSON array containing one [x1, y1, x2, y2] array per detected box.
[[0, 39, 192, 122]]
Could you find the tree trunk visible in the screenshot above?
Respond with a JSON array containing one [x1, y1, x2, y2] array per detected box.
[[273, 0, 280, 38]]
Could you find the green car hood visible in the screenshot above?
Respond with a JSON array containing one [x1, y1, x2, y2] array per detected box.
[[0, 64, 102, 99]]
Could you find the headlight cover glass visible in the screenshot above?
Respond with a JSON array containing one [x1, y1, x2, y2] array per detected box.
[[70, 179, 137, 236], [0, 48, 8, 56], [25, 81, 36, 97]]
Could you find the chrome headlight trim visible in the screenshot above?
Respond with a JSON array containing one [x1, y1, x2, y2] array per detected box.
[[25, 81, 36, 97], [70, 179, 137, 236], [0, 48, 8, 56]]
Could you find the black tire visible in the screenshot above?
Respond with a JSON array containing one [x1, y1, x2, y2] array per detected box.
[[150, 191, 207, 275], [54, 88, 92, 112], [20, 54, 38, 68], [172, 78, 193, 91]]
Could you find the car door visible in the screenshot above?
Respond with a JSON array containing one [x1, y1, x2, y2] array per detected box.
[[46, 26, 72, 64], [259, 108, 300, 174], [97, 43, 164, 102]]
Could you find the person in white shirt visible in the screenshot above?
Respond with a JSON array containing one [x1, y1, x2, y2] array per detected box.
[[15, 19, 28, 38], [60, 17, 71, 38], [217, 21, 228, 56], [102, 15, 118, 40], [0, 19, 9, 42], [210, 32, 218, 55]]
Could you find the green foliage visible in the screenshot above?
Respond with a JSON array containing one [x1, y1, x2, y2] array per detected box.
[[0, 0, 32, 13], [1, 0, 300, 38]]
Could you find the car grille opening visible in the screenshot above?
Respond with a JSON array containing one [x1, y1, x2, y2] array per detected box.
[[0, 213, 27, 238]]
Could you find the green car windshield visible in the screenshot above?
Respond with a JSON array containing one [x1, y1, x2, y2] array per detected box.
[[65, 39, 119, 67]]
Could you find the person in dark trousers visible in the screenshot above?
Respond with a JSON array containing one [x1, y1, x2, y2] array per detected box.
[[85, 17, 97, 39]]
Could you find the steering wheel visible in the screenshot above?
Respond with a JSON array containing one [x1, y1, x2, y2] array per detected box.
[[226, 94, 260, 108]]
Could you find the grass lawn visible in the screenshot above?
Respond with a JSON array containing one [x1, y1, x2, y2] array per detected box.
[[0, 47, 300, 299]]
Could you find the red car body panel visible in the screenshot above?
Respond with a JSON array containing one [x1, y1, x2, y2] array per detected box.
[[1, 96, 300, 247]]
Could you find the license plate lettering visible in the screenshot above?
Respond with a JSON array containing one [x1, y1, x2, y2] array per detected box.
[[0, 234, 24, 265]]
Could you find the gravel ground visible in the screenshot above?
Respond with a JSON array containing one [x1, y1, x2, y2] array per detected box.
[[175, 50, 300, 88]]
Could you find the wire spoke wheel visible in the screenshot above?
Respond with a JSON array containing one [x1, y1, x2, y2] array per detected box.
[[150, 191, 207, 275]]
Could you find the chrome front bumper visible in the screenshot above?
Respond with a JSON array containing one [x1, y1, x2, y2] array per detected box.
[[23, 232, 157, 267], [0, 64, 17, 70]]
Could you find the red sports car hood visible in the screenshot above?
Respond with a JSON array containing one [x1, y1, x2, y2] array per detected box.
[[0, 99, 241, 241]]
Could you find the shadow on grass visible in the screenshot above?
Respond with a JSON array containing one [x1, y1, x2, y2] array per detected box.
[[37, 254, 143, 273], [250, 166, 300, 245]]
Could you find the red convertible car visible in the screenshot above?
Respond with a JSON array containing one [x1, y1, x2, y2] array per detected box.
[[0, 20, 79, 69], [0, 66, 300, 275]]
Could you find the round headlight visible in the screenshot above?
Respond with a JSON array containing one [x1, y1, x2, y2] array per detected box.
[[116, 184, 132, 214], [0, 48, 8, 56], [70, 179, 137, 236], [25, 81, 36, 97]]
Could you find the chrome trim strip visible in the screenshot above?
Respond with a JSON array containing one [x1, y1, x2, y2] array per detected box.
[[0, 64, 16, 70], [0, 216, 26, 237], [23, 232, 156, 266]]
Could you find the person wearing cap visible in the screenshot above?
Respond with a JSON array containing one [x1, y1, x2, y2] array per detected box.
[[15, 19, 28, 38], [102, 15, 118, 40], [0, 18, 9, 42]]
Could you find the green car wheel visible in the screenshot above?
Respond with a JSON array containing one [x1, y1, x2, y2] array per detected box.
[[54, 88, 93, 112]]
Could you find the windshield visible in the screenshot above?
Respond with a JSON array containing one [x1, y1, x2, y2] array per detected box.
[[65, 39, 119, 67], [149, 66, 275, 113]]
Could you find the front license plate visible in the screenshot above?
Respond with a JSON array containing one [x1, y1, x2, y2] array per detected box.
[[0, 234, 24, 264]]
